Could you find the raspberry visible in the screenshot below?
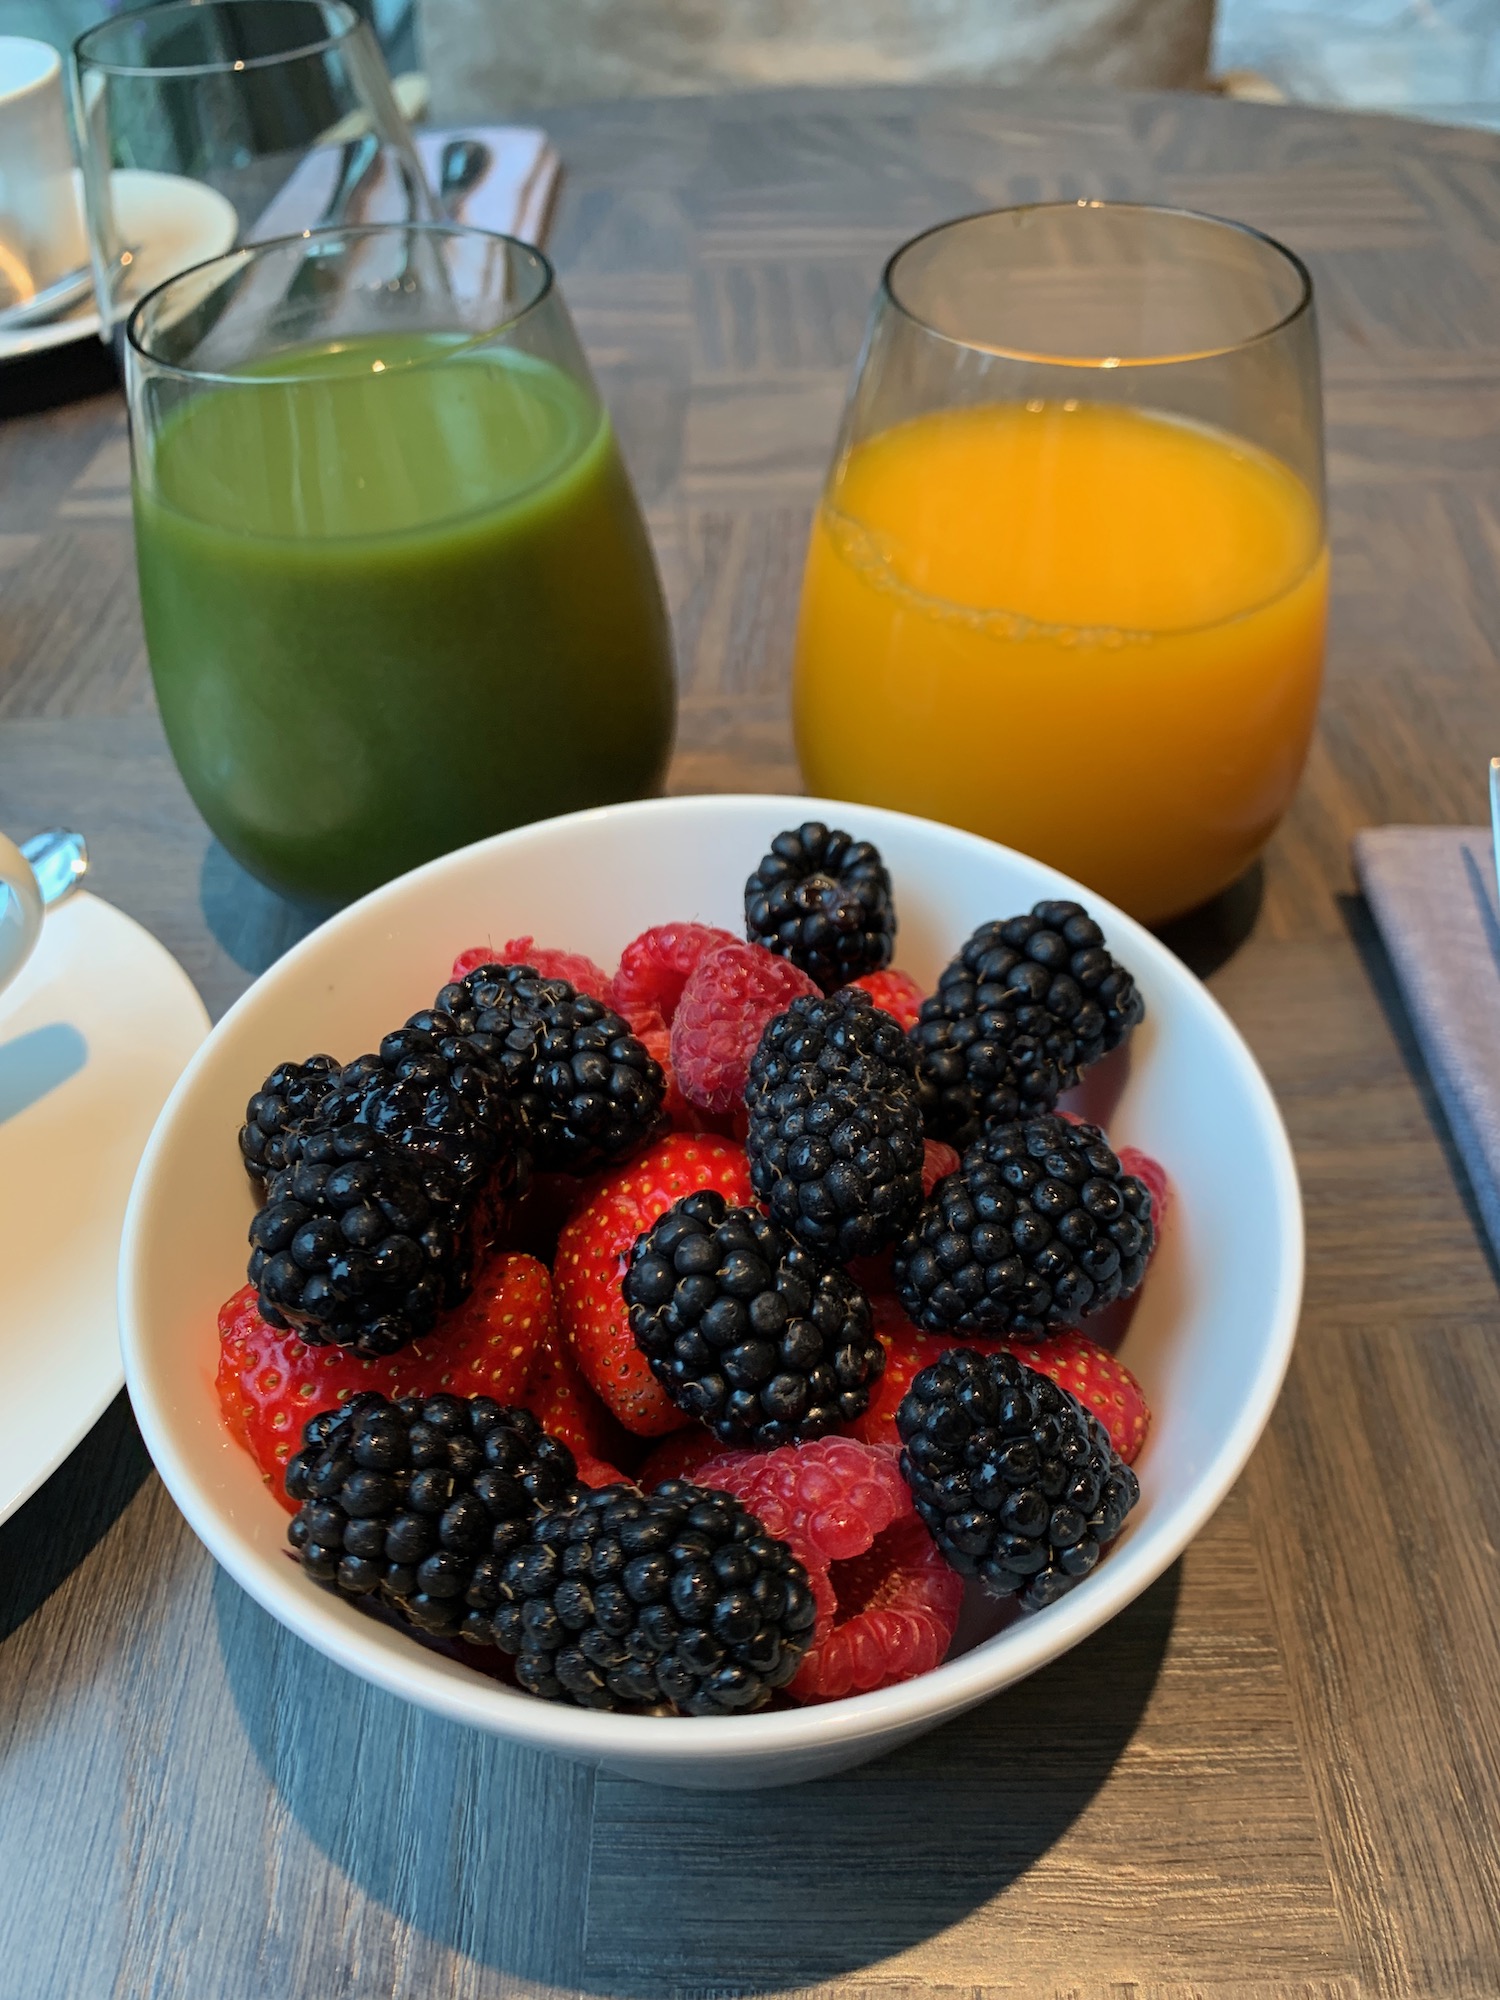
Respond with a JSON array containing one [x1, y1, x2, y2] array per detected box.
[[791, 1516, 959, 1703], [448, 938, 615, 1008], [700, 1435, 963, 1701], [705, 1434, 907, 1564], [922, 1138, 960, 1195], [450, 946, 496, 983], [670, 942, 820, 1114], [846, 968, 925, 1032], [610, 922, 741, 1027]]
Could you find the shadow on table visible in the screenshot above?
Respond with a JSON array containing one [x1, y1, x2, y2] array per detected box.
[[200, 840, 321, 979], [0, 1393, 152, 1645], [0, 1022, 87, 1127], [217, 1555, 1178, 1992], [1, 341, 119, 421], [1153, 860, 1264, 981]]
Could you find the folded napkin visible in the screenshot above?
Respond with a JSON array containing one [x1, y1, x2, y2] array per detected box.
[[250, 125, 560, 246], [1354, 825, 1500, 1255]]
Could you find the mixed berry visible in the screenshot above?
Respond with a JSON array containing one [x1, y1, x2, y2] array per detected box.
[[217, 820, 1166, 1717]]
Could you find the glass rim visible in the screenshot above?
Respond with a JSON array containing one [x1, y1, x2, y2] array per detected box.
[[124, 221, 557, 384], [74, 0, 361, 79], [881, 200, 1315, 368]]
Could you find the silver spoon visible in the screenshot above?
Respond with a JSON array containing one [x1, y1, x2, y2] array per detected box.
[[437, 136, 491, 219], [0, 264, 96, 331], [20, 829, 88, 908], [0, 249, 142, 333]]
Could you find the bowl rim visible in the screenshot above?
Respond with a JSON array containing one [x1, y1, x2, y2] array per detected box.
[[119, 792, 1304, 1768]]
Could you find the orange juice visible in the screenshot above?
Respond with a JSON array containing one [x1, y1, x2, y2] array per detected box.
[[794, 401, 1327, 923]]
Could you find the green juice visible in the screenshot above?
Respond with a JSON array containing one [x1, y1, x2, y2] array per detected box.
[[134, 334, 675, 907]]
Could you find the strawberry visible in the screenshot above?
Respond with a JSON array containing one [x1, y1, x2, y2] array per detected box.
[[572, 1450, 631, 1489], [450, 938, 613, 1007], [845, 1298, 1150, 1463], [555, 1197, 686, 1435], [553, 1134, 755, 1434], [845, 1294, 1010, 1447], [1118, 1145, 1171, 1235], [845, 967, 925, 1032], [216, 1250, 556, 1503], [1002, 1329, 1151, 1463], [528, 1323, 623, 1461]]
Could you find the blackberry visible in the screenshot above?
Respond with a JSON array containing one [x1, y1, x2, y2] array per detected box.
[[286, 1392, 578, 1642], [623, 1191, 884, 1446], [433, 962, 665, 1172], [910, 902, 1144, 1146], [744, 821, 895, 992], [490, 1479, 817, 1712], [744, 988, 925, 1262], [893, 1114, 1154, 1335], [249, 1125, 472, 1356], [897, 1346, 1139, 1608], [309, 1018, 523, 1226], [238, 1055, 341, 1188]]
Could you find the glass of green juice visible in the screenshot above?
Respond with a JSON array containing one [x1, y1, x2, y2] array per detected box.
[[124, 223, 676, 909]]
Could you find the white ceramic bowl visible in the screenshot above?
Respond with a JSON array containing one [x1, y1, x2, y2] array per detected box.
[[119, 795, 1302, 1790]]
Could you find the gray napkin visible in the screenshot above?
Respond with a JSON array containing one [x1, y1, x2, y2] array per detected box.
[[1355, 825, 1500, 1256]]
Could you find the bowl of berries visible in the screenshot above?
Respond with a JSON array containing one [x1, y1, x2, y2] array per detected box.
[[119, 795, 1301, 1789]]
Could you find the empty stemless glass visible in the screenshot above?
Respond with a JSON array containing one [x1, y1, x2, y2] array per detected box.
[[794, 202, 1327, 925], [72, 0, 430, 327], [126, 223, 675, 908]]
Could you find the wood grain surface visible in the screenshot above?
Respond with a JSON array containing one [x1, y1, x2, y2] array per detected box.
[[3, 83, 1500, 2000]]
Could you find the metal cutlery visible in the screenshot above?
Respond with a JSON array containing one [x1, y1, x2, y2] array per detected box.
[[0, 247, 142, 334], [20, 829, 88, 907], [437, 135, 491, 219]]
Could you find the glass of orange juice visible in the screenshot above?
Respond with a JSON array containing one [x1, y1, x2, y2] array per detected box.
[[794, 203, 1327, 925]]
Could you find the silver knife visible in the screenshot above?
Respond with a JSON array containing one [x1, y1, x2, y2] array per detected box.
[[1489, 758, 1500, 902]]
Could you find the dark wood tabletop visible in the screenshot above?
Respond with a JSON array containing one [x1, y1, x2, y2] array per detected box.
[[3, 80, 1500, 2000]]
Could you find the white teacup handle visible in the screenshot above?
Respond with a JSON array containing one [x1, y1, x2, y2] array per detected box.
[[0, 831, 44, 998]]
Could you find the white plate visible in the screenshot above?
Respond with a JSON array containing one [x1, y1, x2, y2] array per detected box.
[[119, 795, 1303, 1790], [0, 168, 237, 365], [0, 892, 208, 1521]]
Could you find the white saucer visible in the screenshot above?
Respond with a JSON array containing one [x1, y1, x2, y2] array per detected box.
[[0, 892, 208, 1523], [0, 168, 238, 365]]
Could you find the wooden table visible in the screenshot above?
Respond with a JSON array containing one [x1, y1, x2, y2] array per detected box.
[[3, 82, 1500, 2000]]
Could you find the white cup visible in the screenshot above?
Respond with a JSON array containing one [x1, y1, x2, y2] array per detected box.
[[0, 834, 44, 999], [0, 37, 87, 303]]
